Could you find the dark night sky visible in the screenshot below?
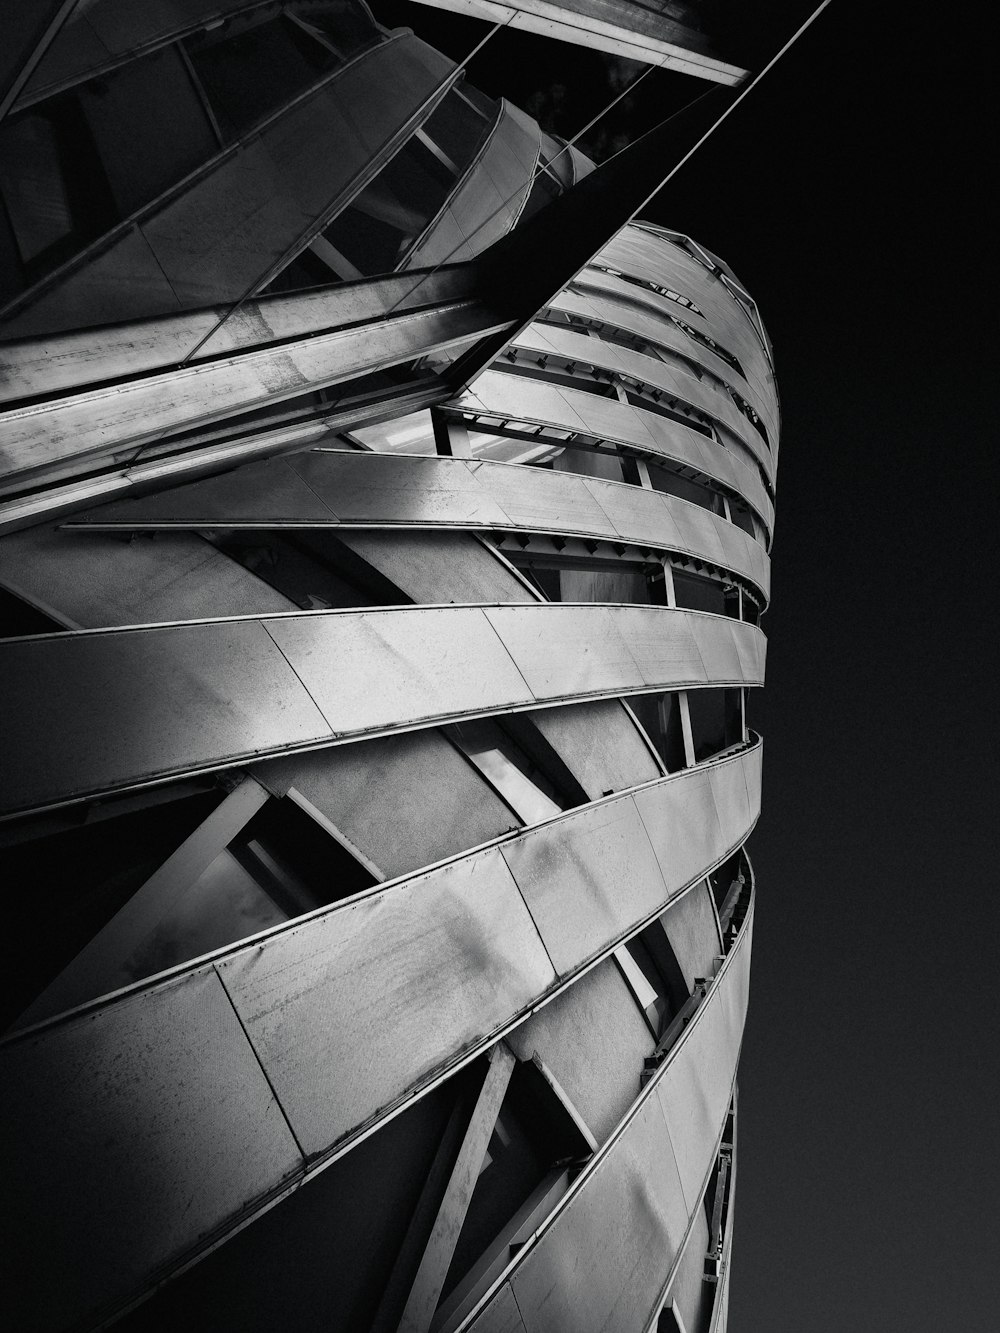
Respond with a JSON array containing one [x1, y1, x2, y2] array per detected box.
[[395, 2, 998, 1327]]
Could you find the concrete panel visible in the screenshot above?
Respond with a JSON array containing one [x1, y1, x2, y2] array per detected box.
[[689, 615, 745, 685], [655, 909, 751, 1212], [0, 967, 303, 1333], [617, 605, 707, 685], [336, 529, 535, 605], [0, 525, 295, 625], [528, 699, 660, 799], [633, 745, 758, 897], [101, 455, 336, 524], [1, 299, 494, 481], [254, 729, 519, 878], [0, 609, 763, 815], [549, 286, 774, 436], [591, 239, 772, 406], [505, 957, 653, 1143], [564, 267, 773, 429], [263, 607, 533, 735], [506, 1093, 690, 1333], [484, 603, 643, 698], [301, 451, 510, 528], [472, 901, 754, 1333], [0, 620, 331, 815], [500, 795, 665, 975], [0, 266, 479, 399], [218, 847, 555, 1155], [668, 1206, 712, 1333], [479, 457, 618, 536], [660, 882, 722, 992]]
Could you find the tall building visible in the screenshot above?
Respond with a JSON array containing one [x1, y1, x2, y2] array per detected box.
[[0, 4, 776, 1331]]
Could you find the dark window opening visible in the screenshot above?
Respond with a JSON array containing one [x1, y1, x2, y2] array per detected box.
[[0, 787, 223, 1031], [646, 463, 716, 512], [6, 790, 378, 1031], [628, 692, 687, 774], [439, 1059, 590, 1308], [84, 793, 366, 995], [79, 46, 219, 217], [264, 243, 344, 292], [420, 86, 494, 173], [623, 388, 714, 439], [322, 132, 458, 275], [507, 551, 652, 607], [728, 500, 759, 541], [622, 914, 689, 1035], [672, 569, 728, 618], [183, 13, 360, 141], [687, 688, 744, 762], [519, 165, 560, 221], [0, 585, 65, 637], [230, 794, 376, 915], [208, 530, 407, 609], [115, 1065, 481, 1333], [444, 712, 588, 823], [657, 1302, 687, 1333], [0, 100, 116, 298]]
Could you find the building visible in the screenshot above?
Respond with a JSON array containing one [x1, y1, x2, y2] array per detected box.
[[0, 4, 777, 1331]]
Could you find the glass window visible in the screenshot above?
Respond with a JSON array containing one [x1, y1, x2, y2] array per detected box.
[[0, 112, 74, 263], [646, 463, 716, 511], [184, 15, 346, 141], [80, 46, 218, 216], [519, 165, 560, 221], [686, 688, 734, 761], [322, 134, 457, 274], [672, 569, 728, 617], [421, 88, 493, 172], [628, 691, 688, 773], [0, 101, 114, 289]]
